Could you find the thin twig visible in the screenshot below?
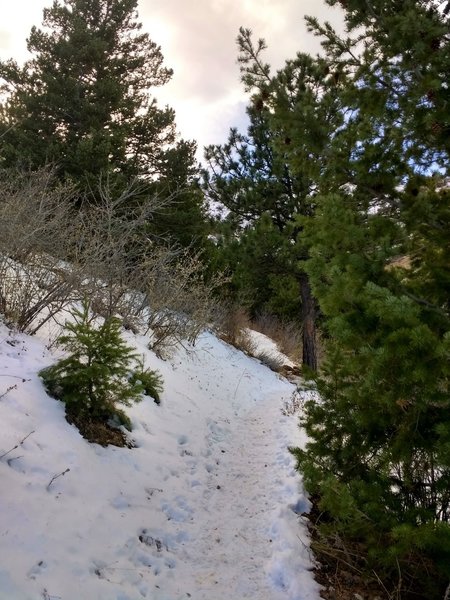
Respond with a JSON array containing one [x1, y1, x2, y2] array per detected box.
[[443, 582, 450, 600], [0, 384, 17, 400], [47, 468, 70, 490], [233, 370, 248, 400], [395, 558, 402, 600], [311, 540, 364, 574], [372, 569, 392, 599], [0, 430, 35, 460]]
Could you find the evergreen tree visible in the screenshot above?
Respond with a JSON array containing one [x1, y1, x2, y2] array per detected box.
[[40, 300, 147, 425], [234, 214, 301, 320], [0, 0, 208, 252], [1, 0, 170, 182], [204, 109, 303, 323], [148, 139, 211, 251], [291, 1, 450, 595], [204, 32, 344, 369]]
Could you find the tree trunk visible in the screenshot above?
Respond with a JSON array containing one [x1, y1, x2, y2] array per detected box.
[[299, 271, 317, 371]]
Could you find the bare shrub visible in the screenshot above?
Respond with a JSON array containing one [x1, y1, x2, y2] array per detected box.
[[214, 303, 266, 355], [0, 169, 225, 353], [71, 177, 225, 352], [220, 303, 303, 359], [0, 168, 83, 333], [70, 179, 227, 355], [217, 304, 251, 346], [71, 177, 167, 329], [142, 248, 226, 356], [0, 256, 80, 334], [276, 322, 302, 362]]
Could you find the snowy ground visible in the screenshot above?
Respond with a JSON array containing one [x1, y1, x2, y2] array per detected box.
[[0, 320, 319, 600]]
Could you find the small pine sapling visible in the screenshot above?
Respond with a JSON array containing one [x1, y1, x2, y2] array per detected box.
[[40, 300, 146, 426]]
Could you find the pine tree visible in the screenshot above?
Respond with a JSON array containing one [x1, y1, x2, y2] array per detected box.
[[204, 32, 345, 369], [147, 139, 211, 251], [233, 214, 301, 320], [40, 300, 144, 424], [0, 0, 196, 210], [291, 1, 450, 595]]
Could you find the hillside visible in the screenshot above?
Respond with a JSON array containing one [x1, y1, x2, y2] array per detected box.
[[0, 322, 319, 600]]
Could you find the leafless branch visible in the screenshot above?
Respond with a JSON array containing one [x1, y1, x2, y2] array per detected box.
[[0, 430, 35, 460], [47, 468, 70, 491]]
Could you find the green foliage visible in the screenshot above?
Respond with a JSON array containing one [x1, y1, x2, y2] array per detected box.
[[216, 213, 301, 320], [129, 357, 164, 405], [299, 187, 450, 586], [204, 24, 360, 368], [0, 0, 209, 253], [40, 301, 148, 426], [284, 1, 450, 595], [0, 0, 172, 185], [145, 140, 211, 252]]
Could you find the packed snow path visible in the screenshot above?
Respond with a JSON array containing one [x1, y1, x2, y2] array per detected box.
[[175, 391, 316, 600], [0, 327, 320, 600]]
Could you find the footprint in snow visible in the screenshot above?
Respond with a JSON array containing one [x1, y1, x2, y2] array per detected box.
[[289, 497, 309, 515], [161, 496, 194, 522], [179, 448, 193, 457], [139, 530, 166, 552], [134, 531, 179, 578], [27, 560, 47, 580]]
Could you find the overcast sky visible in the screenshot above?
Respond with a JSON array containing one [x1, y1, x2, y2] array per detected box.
[[0, 0, 344, 159]]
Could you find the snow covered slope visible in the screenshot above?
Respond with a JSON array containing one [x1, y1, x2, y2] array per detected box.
[[0, 323, 319, 600]]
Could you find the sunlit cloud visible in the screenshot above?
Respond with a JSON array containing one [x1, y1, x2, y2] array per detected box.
[[0, 0, 344, 159]]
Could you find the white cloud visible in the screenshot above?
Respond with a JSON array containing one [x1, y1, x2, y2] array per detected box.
[[0, 0, 344, 157]]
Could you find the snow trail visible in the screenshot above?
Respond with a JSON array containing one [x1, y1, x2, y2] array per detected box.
[[143, 348, 317, 600], [183, 393, 304, 600], [0, 328, 319, 600]]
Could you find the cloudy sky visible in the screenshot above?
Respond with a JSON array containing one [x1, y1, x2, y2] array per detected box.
[[0, 0, 343, 158]]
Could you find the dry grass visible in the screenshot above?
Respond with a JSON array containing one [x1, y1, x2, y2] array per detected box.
[[252, 312, 302, 363], [253, 349, 286, 373], [217, 306, 305, 371], [234, 329, 258, 356], [385, 255, 412, 271], [217, 305, 251, 346]]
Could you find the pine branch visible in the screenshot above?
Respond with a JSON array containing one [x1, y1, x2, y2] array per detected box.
[[403, 290, 448, 317]]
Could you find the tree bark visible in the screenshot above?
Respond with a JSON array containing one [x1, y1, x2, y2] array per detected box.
[[299, 271, 317, 371]]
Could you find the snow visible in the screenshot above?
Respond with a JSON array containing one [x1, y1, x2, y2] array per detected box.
[[0, 320, 319, 600], [246, 328, 296, 368]]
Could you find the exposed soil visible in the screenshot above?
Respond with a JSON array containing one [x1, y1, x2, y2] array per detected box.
[[65, 410, 134, 448], [304, 499, 386, 600]]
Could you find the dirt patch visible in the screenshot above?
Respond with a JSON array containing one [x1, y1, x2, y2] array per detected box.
[[65, 411, 134, 448], [304, 498, 385, 600]]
